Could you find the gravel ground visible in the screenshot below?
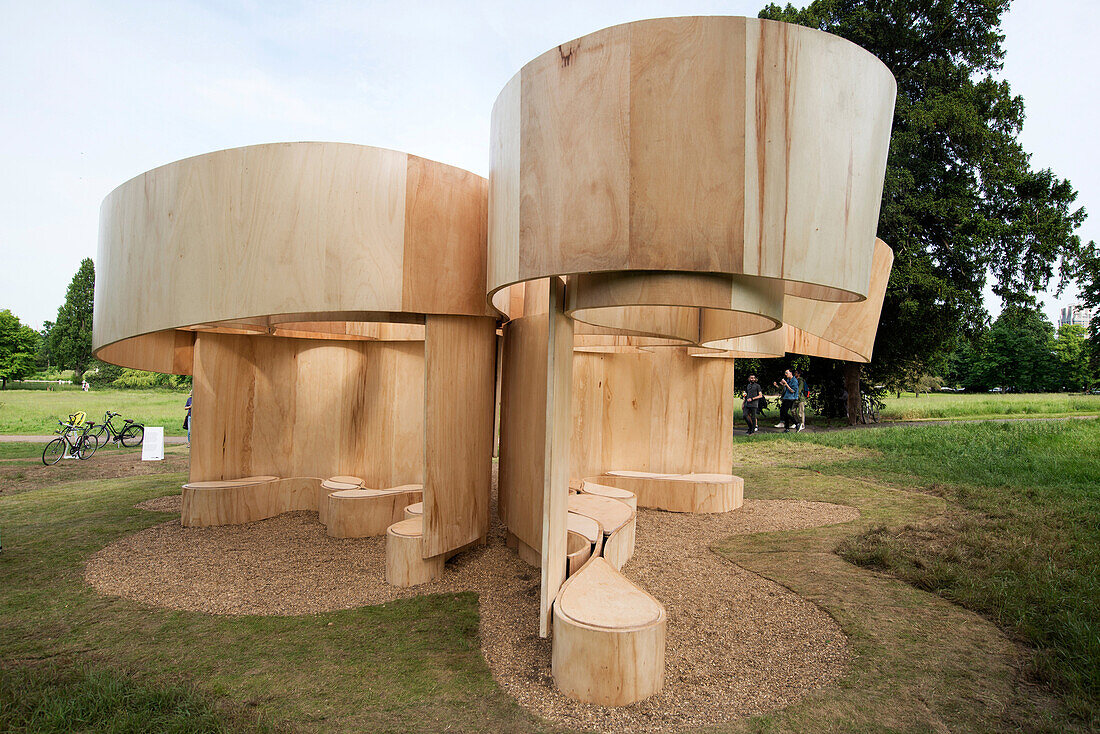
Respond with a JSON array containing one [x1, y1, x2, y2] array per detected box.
[[90, 491, 859, 732]]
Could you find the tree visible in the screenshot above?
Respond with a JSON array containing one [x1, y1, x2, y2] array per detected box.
[[0, 310, 39, 388], [36, 320, 54, 369], [48, 258, 95, 379], [759, 0, 1091, 420], [1052, 324, 1090, 391], [973, 305, 1056, 392]]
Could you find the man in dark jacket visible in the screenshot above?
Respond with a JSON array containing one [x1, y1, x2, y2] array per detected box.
[[742, 374, 762, 434]]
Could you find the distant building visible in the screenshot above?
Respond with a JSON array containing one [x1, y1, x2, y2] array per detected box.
[[1059, 304, 1094, 330]]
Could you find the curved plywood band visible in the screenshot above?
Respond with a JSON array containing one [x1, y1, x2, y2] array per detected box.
[[181, 477, 323, 527], [567, 271, 784, 343], [403, 501, 424, 519], [552, 558, 667, 705], [489, 16, 896, 319], [578, 481, 637, 511], [566, 530, 594, 576], [568, 494, 636, 569], [599, 472, 744, 514], [707, 239, 895, 361], [385, 518, 444, 587], [325, 488, 424, 539], [94, 142, 492, 372]]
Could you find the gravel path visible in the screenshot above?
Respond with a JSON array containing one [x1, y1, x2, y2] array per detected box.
[[88, 492, 859, 732]]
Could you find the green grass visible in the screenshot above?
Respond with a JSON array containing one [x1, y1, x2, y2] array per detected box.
[[0, 469, 557, 733], [878, 391, 1100, 421], [743, 420, 1100, 725], [0, 665, 271, 733], [2, 424, 1097, 730], [0, 389, 189, 436]]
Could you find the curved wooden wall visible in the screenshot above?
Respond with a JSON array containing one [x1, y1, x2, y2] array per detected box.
[[571, 348, 733, 480], [488, 16, 896, 343], [94, 142, 491, 372], [191, 332, 425, 485]]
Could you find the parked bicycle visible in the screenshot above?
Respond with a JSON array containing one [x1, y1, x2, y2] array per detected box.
[[860, 392, 881, 424], [42, 415, 99, 465], [89, 410, 144, 447]]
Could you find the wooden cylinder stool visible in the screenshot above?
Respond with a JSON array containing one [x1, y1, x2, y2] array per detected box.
[[385, 517, 443, 587]]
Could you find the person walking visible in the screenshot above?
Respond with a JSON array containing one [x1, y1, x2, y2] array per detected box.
[[773, 369, 800, 433], [742, 374, 762, 434]]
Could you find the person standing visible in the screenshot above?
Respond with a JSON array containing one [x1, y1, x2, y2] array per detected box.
[[794, 369, 807, 431], [773, 369, 800, 433], [183, 390, 192, 446], [742, 374, 762, 434]]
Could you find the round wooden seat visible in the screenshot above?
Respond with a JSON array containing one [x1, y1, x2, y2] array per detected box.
[[180, 477, 319, 527], [329, 488, 386, 499], [403, 501, 423, 519], [580, 481, 637, 511], [598, 471, 744, 514], [320, 479, 360, 491], [568, 494, 636, 570], [388, 517, 423, 538], [606, 470, 674, 479], [566, 512, 602, 545], [552, 557, 666, 705], [182, 475, 278, 489], [673, 473, 735, 482], [382, 483, 424, 493], [326, 486, 423, 539], [568, 494, 633, 535], [327, 475, 365, 486], [385, 517, 443, 587]]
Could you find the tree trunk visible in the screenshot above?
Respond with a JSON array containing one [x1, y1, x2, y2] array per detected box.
[[844, 362, 862, 426]]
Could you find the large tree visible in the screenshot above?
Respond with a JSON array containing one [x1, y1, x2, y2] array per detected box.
[[759, 0, 1091, 419], [1052, 324, 1090, 392], [0, 310, 39, 388], [48, 258, 95, 378]]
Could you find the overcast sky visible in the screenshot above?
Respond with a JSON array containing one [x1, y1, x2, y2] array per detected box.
[[1, 0, 1094, 330]]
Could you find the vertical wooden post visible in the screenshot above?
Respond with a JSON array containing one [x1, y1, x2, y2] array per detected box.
[[422, 315, 497, 559], [539, 278, 574, 637]]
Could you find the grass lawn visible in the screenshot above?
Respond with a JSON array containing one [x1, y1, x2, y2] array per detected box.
[[2, 421, 1097, 731], [0, 388, 189, 437], [877, 391, 1100, 421]]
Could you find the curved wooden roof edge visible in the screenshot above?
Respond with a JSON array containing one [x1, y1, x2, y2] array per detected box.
[[93, 141, 495, 371]]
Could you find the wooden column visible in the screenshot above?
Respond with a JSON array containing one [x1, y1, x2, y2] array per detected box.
[[540, 278, 574, 637], [421, 315, 497, 559]]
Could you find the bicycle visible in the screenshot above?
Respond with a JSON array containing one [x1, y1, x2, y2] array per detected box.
[[42, 418, 99, 465], [860, 393, 880, 424], [90, 410, 144, 447]]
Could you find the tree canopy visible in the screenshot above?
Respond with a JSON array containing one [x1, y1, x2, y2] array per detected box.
[[0, 310, 39, 388], [759, 0, 1091, 387], [47, 258, 95, 378]]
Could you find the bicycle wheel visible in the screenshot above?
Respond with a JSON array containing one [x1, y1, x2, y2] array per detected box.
[[42, 438, 66, 465], [77, 433, 99, 460], [120, 424, 144, 447], [90, 423, 108, 443]]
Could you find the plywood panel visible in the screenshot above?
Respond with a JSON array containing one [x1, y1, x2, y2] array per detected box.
[[421, 315, 497, 558], [402, 156, 489, 315], [570, 347, 733, 481], [497, 317, 549, 551], [540, 278, 574, 637], [487, 16, 896, 328], [518, 23, 631, 280], [190, 332, 424, 485], [94, 143, 492, 372], [629, 16, 745, 271]]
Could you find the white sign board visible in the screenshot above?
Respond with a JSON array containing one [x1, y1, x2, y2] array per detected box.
[[141, 427, 164, 461]]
